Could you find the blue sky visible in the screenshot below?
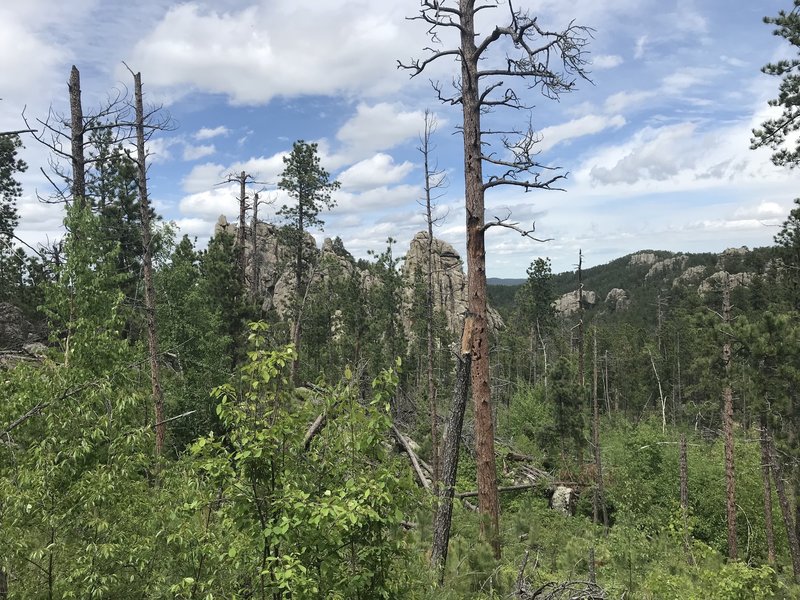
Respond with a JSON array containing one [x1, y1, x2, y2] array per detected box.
[[1, 0, 797, 276]]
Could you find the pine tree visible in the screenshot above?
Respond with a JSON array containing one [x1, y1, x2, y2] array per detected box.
[[277, 140, 340, 384]]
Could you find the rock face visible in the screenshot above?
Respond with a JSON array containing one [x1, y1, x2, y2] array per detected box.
[[553, 289, 597, 316], [401, 231, 503, 337], [605, 288, 630, 311], [550, 485, 576, 515], [645, 255, 687, 280], [0, 303, 31, 350], [673, 265, 707, 287], [216, 215, 316, 314], [629, 252, 658, 267], [698, 271, 754, 294], [216, 221, 500, 339]]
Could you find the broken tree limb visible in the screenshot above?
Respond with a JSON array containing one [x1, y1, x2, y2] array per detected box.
[[303, 412, 327, 451], [391, 424, 431, 492], [455, 482, 583, 499]]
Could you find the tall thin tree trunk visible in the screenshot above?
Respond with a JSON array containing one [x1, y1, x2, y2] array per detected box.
[[459, 0, 500, 558], [421, 111, 440, 490], [760, 415, 776, 565], [431, 322, 472, 579], [767, 431, 800, 582], [592, 330, 608, 532], [251, 192, 260, 300], [0, 566, 7, 599], [68, 66, 85, 208], [133, 71, 165, 456], [721, 275, 737, 560], [679, 433, 694, 565], [237, 171, 247, 288]]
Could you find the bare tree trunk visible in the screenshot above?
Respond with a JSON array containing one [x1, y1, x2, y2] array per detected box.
[[760, 415, 776, 565], [133, 71, 165, 456], [68, 66, 86, 208], [431, 322, 472, 579], [421, 110, 440, 490], [0, 566, 7, 599], [721, 275, 737, 560], [236, 171, 248, 288], [768, 431, 800, 582], [679, 432, 694, 565], [592, 331, 608, 532], [251, 192, 260, 300], [459, 1, 500, 559]]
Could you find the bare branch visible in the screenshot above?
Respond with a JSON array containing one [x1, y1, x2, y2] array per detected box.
[[481, 213, 552, 241]]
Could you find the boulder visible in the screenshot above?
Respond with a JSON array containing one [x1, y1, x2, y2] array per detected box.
[[605, 288, 630, 311], [554, 289, 597, 316], [698, 271, 754, 294], [0, 303, 31, 350], [550, 485, 576, 515]]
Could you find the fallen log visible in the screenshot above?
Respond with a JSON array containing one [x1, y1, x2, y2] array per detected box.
[[391, 424, 431, 492]]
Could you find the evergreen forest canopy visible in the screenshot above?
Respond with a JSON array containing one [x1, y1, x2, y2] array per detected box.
[[3, 1, 800, 598]]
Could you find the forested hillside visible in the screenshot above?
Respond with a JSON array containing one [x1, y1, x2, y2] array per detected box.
[[4, 1, 800, 599]]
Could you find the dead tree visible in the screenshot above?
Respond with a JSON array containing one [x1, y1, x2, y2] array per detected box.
[[760, 414, 776, 565], [679, 433, 694, 564], [400, 0, 590, 559], [721, 273, 737, 560], [431, 321, 472, 579], [418, 109, 448, 490], [250, 191, 272, 301], [129, 70, 165, 456], [767, 430, 800, 581], [591, 330, 608, 532], [23, 65, 133, 206]]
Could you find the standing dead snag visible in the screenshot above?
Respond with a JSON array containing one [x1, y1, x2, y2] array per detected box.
[[721, 273, 737, 560], [130, 69, 165, 457], [400, 0, 591, 559], [418, 109, 448, 491]]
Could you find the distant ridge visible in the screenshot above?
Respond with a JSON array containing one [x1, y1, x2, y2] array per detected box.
[[487, 277, 526, 286]]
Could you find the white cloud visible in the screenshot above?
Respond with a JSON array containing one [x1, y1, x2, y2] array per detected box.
[[194, 126, 229, 140], [634, 35, 648, 60], [338, 153, 415, 191], [592, 54, 623, 70], [126, 1, 422, 105], [183, 143, 216, 161], [539, 114, 626, 153], [335, 102, 429, 160]]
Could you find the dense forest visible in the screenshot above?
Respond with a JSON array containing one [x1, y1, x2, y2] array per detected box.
[[4, 1, 800, 599]]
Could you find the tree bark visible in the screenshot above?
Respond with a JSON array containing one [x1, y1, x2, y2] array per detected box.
[[421, 111, 440, 490], [430, 328, 472, 580], [760, 415, 776, 565], [721, 275, 737, 560], [679, 432, 694, 565], [459, 0, 500, 559], [133, 71, 165, 456], [68, 66, 86, 208], [768, 431, 800, 582], [592, 331, 608, 532], [237, 171, 248, 289], [251, 192, 260, 300]]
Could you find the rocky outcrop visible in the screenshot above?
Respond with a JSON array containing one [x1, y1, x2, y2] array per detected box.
[[550, 485, 576, 515], [698, 271, 754, 294], [554, 289, 597, 316], [605, 288, 630, 311], [401, 232, 503, 337], [645, 255, 688, 280], [0, 303, 31, 350], [673, 265, 707, 287], [629, 252, 658, 267]]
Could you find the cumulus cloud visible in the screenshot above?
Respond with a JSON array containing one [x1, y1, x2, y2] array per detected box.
[[338, 153, 415, 191], [539, 114, 626, 153], [335, 102, 430, 161], [126, 1, 422, 105], [194, 126, 229, 140], [183, 143, 216, 161], [592, 54, 623, 70]]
